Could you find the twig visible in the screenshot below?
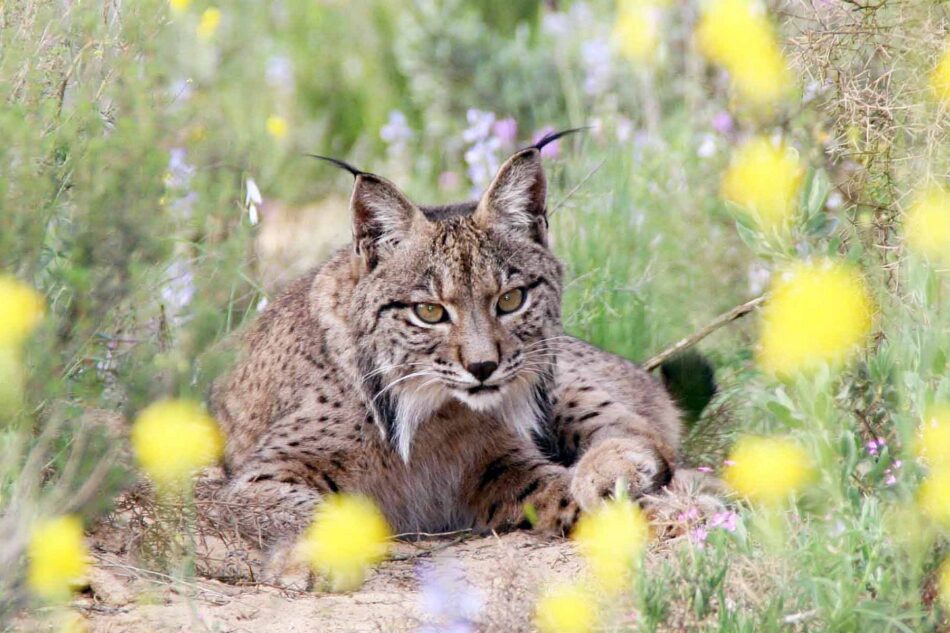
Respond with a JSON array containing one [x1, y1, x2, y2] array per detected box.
[[550, 159, 606, 215], [643, 295, 767, 371]]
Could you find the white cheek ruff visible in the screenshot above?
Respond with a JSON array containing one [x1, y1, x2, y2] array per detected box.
[[392, 380, 451, 463]]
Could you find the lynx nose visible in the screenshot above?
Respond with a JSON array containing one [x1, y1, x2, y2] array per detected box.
[[466, 360, 498, 383]]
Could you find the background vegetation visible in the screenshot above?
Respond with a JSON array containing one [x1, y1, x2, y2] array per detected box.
[[2, 0, 950, 630]]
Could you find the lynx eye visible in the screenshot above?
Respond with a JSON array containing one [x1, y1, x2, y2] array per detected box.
[[413, 303, 447, 324], [497, 288, 526, 314]]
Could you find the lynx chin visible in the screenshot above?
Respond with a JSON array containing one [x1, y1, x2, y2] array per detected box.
[[210, 131, 690, 544]]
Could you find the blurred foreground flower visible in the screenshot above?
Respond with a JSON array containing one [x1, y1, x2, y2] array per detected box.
[[196, 7, 221, 40], [916, 405, 950, 468], [28, 515, 88, 602], [757, 260, 873, 376], [300, 494, 391, 591], [904, 184, 950, 265], [918, 469, 950, 525], [169, 0, 190, 13], [572, 497, 649, 593], [613, 0, 663, 63], [721, 137, 804, 232], [696, 0, 793, 107], [724, 436, 812, 504], [266, 115, 288, 140], [534, 583, 597, 633], [930, 41, 950, 103], [0, 274, 45, 348], [131, 400, 224, 491]]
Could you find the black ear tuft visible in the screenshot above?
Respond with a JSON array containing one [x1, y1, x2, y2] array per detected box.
[[307, 154, 367, 178], [527, 126, 590, 153]]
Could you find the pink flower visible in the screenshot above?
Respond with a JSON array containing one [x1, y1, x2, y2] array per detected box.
[[697, 465, 713, 473], [709, 511, 739, 532], [712, 111, 734, 135], [492, 118, 518, 145], [690, 526, 708, 547], [438, 171, 460, 191]]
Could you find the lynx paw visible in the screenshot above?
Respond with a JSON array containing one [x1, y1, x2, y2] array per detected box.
[[570, 437, 673, 511]]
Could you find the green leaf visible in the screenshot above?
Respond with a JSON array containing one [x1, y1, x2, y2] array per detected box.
[[803, 167, 832, 219], [735, 219, 760, 250]]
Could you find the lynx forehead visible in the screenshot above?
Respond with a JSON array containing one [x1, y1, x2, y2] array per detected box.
[[211, 131, 684, 544]]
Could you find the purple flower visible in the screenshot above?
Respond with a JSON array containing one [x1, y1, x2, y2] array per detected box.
[[381, 110, 413, 157], [463, 110, 504, 193], [690, 526, 708, 547], [709, 511, 739, 533], [581, 38, 612, 96], [491, 118, 518, 146], [712, 111, 734, 135], [462, 109, 496, 144], [417, 560, 482, 632], [866, 438, 886, 456], [161, 260, 196, 321], [696, 465, 713, 474], [164, 148, 196, 218]]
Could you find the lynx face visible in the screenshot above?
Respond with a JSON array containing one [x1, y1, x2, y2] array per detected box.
[[346, 149, 563, 460]]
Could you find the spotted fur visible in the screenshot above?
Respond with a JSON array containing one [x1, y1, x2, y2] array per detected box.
[[210, 146, 682, 546]]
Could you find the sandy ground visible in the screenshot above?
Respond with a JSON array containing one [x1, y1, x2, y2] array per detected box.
[[52, 532, 583, 633]]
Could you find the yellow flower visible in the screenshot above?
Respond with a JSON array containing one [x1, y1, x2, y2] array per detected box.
[[940, 558, 950, 609], [724, 436, 812, 504], [534, 583, 597, 633], [757, 260, 873, 376], [266, 115, 288, 140], [696, 0, 793, 107], [930, 41, 950, 103], [613, 1, 661, 63], [27, 515, 88, 602], [131, 400, 224, 491], [196, 7, 221, 40], [169, 0, 191, 13], [915, 405, 950, 469], [721, 137, 804, 232], [299, 494, 391, 591], [919, 468, 950, 525], [572, 497, 649, 593], [904, 184, 950, 265], [0, 274, 45, 348]]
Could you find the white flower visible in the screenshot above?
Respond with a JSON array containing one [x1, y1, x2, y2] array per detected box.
[[697, 134, 717, 158], [265, 55, 295, 92], [245, 178, 262, 226]]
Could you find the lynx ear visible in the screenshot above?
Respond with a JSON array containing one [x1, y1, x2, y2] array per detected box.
[[474, 127, 584, 244], [350, 173, 422, 270], [474, 148, 548, 244]]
